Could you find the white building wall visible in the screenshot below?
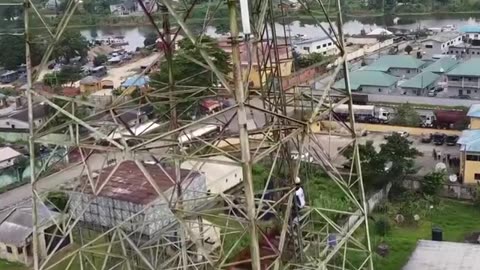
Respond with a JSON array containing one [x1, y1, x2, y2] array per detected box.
[[389, 68, 420, 79], [0, 118, 44, 129], [295, 38, 339, 55]]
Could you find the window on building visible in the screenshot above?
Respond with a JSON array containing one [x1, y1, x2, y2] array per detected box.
[[467, 155, 480, 161], [378, 88, 382, 92], [17, 247, 22, 254], [328, 42, 332, 46], [6, 246, 12, 253], [467, 90, 472, 94], [475, 174, 480, 180], [456, 50, 459, 54], [458, 37, 461, 41], [303, 47, 309, 52], [425, 44, 433, 48], [323, 52, 327, 55], [317, 45, 321, 49], [475, 34, 479, 38], [322, 44, 326, 47], [407, 70, 410, 74]]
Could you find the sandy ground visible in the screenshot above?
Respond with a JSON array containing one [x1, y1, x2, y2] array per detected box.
[[103, 52, 161, 87], [312, 132, 460, 177]]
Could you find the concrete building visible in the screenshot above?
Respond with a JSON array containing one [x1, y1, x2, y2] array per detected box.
[[448, 43, 480, 59], [0, 204, 68, 266], [363, 55, 426, 79], [218, 38, 293, 88], [69, 160, 207, 235], [460, 25, 480, 44], [0, 147, 23, 170], [468, 104, 480, 129], [0, 104, 48, 130], [446, 58, 480, 98], [458, 129, 480, 184], [399, 71, 440, 96], [333, 70, 399, 94], [423, 57, 459, 74], [404, 240, 480, 270], [181, 155, 242, 194], [293, 36, 339, 56], [421, 32, 463, 55]]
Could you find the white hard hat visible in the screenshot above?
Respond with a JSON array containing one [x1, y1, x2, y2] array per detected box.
[[295, 177, 301, 184]]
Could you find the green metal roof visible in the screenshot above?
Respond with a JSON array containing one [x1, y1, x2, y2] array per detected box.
[[364, 55, 425, 72], [447, 58, 480, 77], [333, 70, 399, 91], [423, 57, 459, 73], [400, 71, 440, 89]]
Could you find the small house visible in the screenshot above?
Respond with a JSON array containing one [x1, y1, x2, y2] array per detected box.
[[333, 70, 399, 94], [0, 203, 69, 266], [79, 76, 102, 93], [0, 147, 23, 170], [364, 55, 426, 79], [0, 104, 48, 130], [0, 71, 19, 84]]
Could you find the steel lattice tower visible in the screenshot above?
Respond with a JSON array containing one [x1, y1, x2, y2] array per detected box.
[[2, 0, 373, 269]]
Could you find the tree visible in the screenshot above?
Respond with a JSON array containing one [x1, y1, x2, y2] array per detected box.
[[53, 31, 89, 63], [93, 54, 108, 67], [0, 35, 25, 70], [143, 32, 158, 47], [405, 45, 413, 54], [150, 36, 230, 117], [343, 133, 421, 190], [422, 171, 445, 196], [44, 65, 83, 87], [390, 103, 421, 127], [295, 52, 326, 69]]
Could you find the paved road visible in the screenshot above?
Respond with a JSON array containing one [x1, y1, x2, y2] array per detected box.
[[366, 93, 479, 107]]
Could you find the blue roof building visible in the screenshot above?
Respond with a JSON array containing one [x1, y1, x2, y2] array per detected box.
[[121, 75, 150, 88]]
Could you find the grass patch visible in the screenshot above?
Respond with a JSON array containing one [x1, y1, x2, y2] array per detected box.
[[371, 199, 480, 269], [0, 260, 27, 270]]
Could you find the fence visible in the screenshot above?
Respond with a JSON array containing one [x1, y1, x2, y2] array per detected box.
[[403, 178, 476, 201]]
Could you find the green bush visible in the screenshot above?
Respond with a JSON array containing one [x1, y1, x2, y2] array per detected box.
[[374, 216, 391, 237], [422, 171, 445, 196], [46, 191, 69, 212]]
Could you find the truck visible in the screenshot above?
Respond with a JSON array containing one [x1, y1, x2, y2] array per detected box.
[[433, 110, 467, 129], [333, 104, 390, 123]]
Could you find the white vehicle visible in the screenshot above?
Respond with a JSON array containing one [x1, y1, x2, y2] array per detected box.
[[178, 125, 219, 144], [290, 151, 314, 163], [333, 104, 390, 123], [384, 131, 409, 139]]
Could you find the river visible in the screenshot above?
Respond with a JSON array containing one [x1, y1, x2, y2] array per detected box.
[[80, 14, 480, 51]]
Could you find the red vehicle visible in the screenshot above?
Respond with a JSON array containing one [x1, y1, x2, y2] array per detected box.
[[433, 110, 467, 129]]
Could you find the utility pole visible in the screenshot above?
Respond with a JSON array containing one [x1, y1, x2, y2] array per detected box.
[[337, 0, 374, 269], [24, 0, 39, 269], [228, 0, 261, 269]]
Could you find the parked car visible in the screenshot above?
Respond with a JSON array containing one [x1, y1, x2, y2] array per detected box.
[[421, 133, 432, 143], [446, 135, 459, 146], [458, 95, 471, 99], [432, 133, 447, 145], [427, 90, 436, 97], [384, 131, 409, 139]]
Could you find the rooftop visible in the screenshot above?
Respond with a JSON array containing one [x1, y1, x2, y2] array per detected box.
[[423, 32, 462, 43], [367, 28, 393, 36], [79, 76, 101, 85], [460, 25, 480, 33], [293, 36, 332, 45], [0, 147, 22, 163], [121, 75, 150, 88], [458, 129, 480, 152], [333, 70, 399, 91], [0, 203, 59, 247], [400, 71, 440, 89], [404, 240, 480, 270], [423, 57, 459, 73], [364, 55, 426, 72], [447, 58, 480, 77], [6, 103, 48, 122], [79, 160, 200, 205], [467, 104, 480, 118]]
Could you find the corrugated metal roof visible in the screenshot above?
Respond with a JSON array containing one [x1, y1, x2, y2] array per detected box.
[[363, 55, 425, 72], [467, 104, 480, 118], [0, 147, 22, 163], [121, 75, 150, 88], [447, 58, 480, 77], [400, 71, 440, 89], [458, 129, 480, 152], [404, 240, 480, 270], [78, 160, 200, 205], [423, 32, 462, 43], [0, 204, 59, 247], [460, 25, 480, 33], [423, 57, 459, 73], [333, 70, 399, 91]]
